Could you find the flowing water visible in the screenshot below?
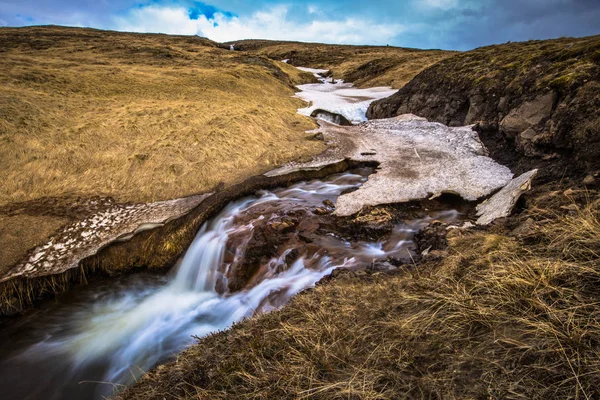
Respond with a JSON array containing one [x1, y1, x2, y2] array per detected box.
[[0, 169, 463, 400]]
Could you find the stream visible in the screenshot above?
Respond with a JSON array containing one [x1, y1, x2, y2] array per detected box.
[[0, 66, 474, 400], [0, 169, 463, 400]]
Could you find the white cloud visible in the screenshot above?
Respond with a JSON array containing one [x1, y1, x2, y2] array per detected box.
[[419, 0, 458, 10], [112, 4, 404, 45]]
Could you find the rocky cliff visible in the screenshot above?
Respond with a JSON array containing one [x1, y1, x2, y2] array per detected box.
[[367, 35, 600, 179]]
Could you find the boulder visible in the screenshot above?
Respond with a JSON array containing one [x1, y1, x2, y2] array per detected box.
[[499, 92, 555, 138]]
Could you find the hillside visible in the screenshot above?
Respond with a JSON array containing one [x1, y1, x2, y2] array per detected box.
[[227, 39, 454, 88], [368, 35, 600, 179], [0, 26, 325, 274]]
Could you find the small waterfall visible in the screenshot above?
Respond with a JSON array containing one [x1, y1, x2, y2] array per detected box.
[[0, 170, 464, 400]]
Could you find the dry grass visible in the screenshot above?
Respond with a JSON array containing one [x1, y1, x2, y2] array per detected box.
[[230, 40, 454, 88], [119, 198, 600, 399], [0, 214, 68, 270], [0, 26, 326, 269], [0, 26, 323, 207]]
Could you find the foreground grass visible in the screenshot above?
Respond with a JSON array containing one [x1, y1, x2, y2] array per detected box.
[[230, 40, 454, 89], [120, 196, 600, 399]]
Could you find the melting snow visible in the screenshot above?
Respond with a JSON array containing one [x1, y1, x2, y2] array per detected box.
[[293, 66, 397, 124], [296, 66, 330, 77], [296, 82, 397, 124]]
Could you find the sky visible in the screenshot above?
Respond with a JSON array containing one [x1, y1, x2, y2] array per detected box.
[[0, 0, 599, 50]]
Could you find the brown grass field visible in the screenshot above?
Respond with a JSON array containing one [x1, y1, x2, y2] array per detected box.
[[0, 26, 324, 207]]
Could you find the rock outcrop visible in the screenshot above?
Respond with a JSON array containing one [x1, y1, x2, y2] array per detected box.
[[367, 35, 600, 178]]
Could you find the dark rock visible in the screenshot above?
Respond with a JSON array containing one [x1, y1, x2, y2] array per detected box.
[[226, 216, 295, 292], [334, 210, 394, 242], [499, 92, 555, 139], [511, 217, 535, 237], [323, 199, 334, 208], [310, 109, 352, 126], [415, 223, 449, 254], [223, 249, 236, 264], [340, 187, 359, 196], [421, 249, 448, 263], [369, 261, 398, 272], [314, 207, 329, 215]]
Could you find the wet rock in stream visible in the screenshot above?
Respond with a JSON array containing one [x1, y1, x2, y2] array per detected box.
[[220, 193, 474, 292]]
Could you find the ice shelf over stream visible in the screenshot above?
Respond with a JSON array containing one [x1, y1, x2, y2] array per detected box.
[[268, 66, 519, 217]]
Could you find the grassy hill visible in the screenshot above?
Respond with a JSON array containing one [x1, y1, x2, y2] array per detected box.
[[227, 39, 454, 88], [0, 26, 325, 271]]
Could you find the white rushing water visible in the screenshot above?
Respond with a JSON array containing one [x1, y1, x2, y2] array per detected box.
[[0, 171, 462, 400]]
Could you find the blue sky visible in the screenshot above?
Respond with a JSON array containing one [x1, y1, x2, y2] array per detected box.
[[1, 0, 599, 50]]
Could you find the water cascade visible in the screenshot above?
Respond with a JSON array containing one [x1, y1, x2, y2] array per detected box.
[[0, 170, 463, 400]]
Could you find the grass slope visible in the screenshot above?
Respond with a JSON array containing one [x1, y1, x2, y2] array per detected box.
[[119, 190, 600, 400], [228, 39, 454, 89], [0, 26, 324, 272], [0, 26, 324, 206]]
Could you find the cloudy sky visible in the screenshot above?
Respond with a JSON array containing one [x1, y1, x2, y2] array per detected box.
[[0, 0, 599, 50]]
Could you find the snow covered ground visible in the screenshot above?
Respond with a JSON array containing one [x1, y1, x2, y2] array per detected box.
[[293, 67, 397, 124], [274, 69, 518, 218], [268, 115, 514, 216], [295, 66, 329, 77]]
